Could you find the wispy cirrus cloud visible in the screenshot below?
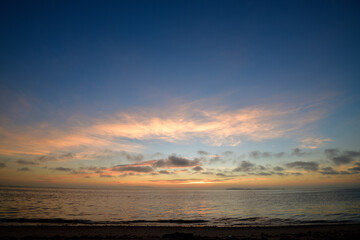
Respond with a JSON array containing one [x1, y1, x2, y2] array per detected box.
[[93, 101, 327, 147], [299, 137, 333, 149], [0, 97, 331, 161]]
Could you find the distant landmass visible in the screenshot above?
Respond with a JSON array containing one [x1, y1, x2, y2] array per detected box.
[[226, 188, 284, 190]]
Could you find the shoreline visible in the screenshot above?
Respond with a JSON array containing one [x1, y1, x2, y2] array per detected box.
[[1, 224, 360, 239]]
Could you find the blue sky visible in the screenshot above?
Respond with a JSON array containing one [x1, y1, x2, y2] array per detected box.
[[0, 0, 360, 188]]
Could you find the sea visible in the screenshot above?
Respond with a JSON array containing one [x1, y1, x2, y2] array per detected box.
[[0, 186, 360, 227]]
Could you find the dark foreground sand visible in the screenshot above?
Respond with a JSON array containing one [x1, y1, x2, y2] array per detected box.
[[1, 224, 360, 240]]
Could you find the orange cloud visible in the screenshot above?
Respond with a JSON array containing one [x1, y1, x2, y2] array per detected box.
[[0, 98, 329, 159]]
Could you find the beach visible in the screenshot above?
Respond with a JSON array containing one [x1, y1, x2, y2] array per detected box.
[[1, 224, 360, 240]]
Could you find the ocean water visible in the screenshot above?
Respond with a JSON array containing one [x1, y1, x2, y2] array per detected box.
[[0, 186, 359, 226]]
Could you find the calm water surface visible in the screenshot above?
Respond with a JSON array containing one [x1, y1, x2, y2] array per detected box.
[[0, 187, 359, 226]]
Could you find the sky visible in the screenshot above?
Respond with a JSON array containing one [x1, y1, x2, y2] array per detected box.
[[0, 0, 360, 189]]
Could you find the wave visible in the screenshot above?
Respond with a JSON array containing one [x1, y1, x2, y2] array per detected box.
[[0, 218, 209, 225]]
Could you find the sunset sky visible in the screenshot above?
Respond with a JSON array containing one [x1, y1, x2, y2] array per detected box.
[[1, 0, 360, 188]]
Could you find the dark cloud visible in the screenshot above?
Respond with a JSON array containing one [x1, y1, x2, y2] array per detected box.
[[0, 162, 6, 168], [192, 166, 203, 171], [52, 167, 72, 171], [291, 148, 310, 157], [274, 152, 285, 158], [325, 150, 360, 166], [197, 150, 209, 155], [256, 172, 272, 176], [216, 173, 227, 177], [17, 160, 38, 165], [319, 166, 351, 175], [319, 167, 340, 175], [119, 151, 144, 162], [112, 165, 154, 173], [324, 148, 339, 158], [348, 162, 360, 172], [233, 161, 256, 172], [249, 151, 285, 159], [110, 155, 200, 173], [209, 156, 222, 164], [159, 170, 171, 174], [249, 151, 262, 159], [285, 161, 319, 171], [222, 151, 233, 156], [201, 171, 214, 175], [38, 153, 75, 162], [273, 166, 284, 171], [153, 155, 200, 168], [258, 165, 267, 170], [17, 167, 31, 171], [349, 167, 360, 172]]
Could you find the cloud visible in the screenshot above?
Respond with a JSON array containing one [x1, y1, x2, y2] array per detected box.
[[197, 150, 209, 155], [109, 155, 201, 174], [233, 161, 256, 172], [285, 161, 319, 171], [17, 160, 38, 165], [112, 165, 154, 173], [325, 148, 340, 158], [248, 151, 285, 159], [222, 151, 233, 156], [117, 151, 144, 162], [192, 166, 203, 171], [216, 173, 227, 177], [249, 151, 273, 159], [249, 151, 262, 159], [80, 166, 107, 171], [0, 96, 331, 164], [273, 166, 284, 171], [319, 167, 350, 175], [0, 162, 6, 168], [324, 149, 360, 166], [208, 156, 222, 164], [153, 155, 200, 168], [258, 165, 267, 170], [348, 162, 360, 172], [291, 148, 310, 157], [17, 167, 31, 171], [274, 152, 285, 158], [299, 137, 332, 149], [38, 153, 75, 162], [52, 167, 72, 171], [253, 172, 273, 176]]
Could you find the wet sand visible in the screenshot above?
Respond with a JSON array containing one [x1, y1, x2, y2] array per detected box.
[[1, 224, 360, 239]]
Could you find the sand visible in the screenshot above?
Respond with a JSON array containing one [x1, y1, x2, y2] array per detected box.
[[1, 224, 360, 239]]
